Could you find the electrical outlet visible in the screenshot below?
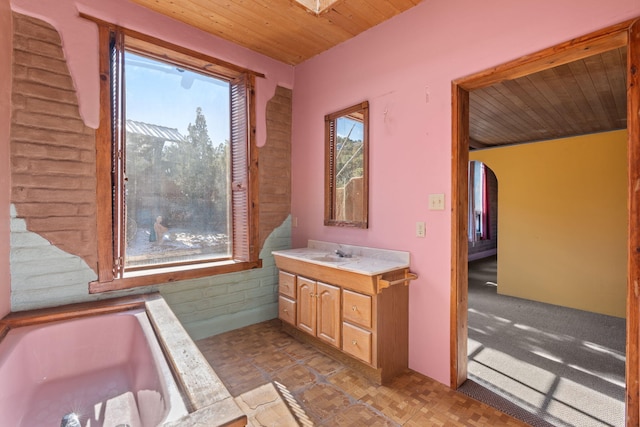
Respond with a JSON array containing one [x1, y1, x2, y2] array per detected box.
[[416, 221, 426, 237], [429, 193, 445, 210]]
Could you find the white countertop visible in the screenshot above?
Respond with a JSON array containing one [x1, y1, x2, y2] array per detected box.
[[272, 240, 410, 276]]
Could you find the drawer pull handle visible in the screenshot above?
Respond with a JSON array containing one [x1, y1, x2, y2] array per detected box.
[[352, 339, 357, 345], [283, 308, 288, 313], [351, 305, 357, 311]]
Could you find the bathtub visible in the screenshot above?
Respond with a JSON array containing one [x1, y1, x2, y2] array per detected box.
[[0, 308, 188, 427]]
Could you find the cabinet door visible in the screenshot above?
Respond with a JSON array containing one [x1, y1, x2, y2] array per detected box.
[[297, 276, 316, 335], [316, 282, 341, 348]]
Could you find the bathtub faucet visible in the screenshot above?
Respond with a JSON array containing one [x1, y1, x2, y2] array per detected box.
[[61, 412, 81, 427]]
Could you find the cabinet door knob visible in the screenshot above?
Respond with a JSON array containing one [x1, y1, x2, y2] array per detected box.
[[352, 339, 357, 345], [351, 305, 357, 311]]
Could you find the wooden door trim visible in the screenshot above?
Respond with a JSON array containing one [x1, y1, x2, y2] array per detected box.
[[454, 20, 631, 91], [451, 18, 638, 426], [451, 83, 469, 388], [626, 18, 640, 426]]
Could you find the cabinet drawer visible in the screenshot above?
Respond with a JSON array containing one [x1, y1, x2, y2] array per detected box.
[[343, 322, 372, 364], [343, 289, 372, 328], [279, 271, 296, 299], [279, 296, 296, 325]]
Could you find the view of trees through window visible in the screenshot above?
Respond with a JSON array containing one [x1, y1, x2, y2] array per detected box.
[[334, 115, 364, 188], [124, 52, 231, 268], [333, 114, 365, 223]]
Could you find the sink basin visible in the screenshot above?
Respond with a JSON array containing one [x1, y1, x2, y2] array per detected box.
[[310, 254, 353, 263]]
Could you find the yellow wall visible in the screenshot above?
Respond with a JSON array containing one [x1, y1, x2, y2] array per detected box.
[[470, 130, 627, 318]]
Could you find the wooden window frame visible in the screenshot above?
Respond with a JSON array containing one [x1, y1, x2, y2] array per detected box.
[[85, 16, 262, 293]]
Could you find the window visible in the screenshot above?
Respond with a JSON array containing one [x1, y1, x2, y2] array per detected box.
[[468, 161, 490, 242], [90, 22, 261, 292]]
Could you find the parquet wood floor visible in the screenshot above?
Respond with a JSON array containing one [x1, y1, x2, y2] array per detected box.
[[196, 319, 527, 426]]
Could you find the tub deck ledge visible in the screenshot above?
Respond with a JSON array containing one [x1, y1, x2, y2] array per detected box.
[[144, 295, 247, 427]]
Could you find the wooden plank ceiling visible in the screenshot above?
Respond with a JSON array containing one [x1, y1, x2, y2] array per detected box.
[[130, 0, 423, 65], [469, 46, 627, 149], [131, 0, 627, 148]]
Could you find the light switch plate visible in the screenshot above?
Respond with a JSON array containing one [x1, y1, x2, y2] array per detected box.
[[429, 193, 445, 210], [416, 221, 426, 237]]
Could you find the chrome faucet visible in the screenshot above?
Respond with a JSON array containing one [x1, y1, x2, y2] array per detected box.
[[61, 413, 81, 427], [335, 248, 352, 258]]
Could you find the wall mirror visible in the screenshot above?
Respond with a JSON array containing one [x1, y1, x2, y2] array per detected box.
[[324, 101, 369, 228]]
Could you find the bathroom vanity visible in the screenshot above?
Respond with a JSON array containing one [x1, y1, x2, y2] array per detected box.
[[272, 240, 416, 384]]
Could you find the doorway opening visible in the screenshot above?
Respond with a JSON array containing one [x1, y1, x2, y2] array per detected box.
[[451, 19, 640, 427], [466, 141, 627, 425]]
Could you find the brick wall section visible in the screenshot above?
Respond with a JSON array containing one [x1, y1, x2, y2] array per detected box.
[[258, 86, 292, 250], [160, 216, 291, 339], [10, 12, 97, 272], [10, 206, 99, 310]]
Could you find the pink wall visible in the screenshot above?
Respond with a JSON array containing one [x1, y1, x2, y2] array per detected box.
[[0, 0, 11, 318], [291, 0, 640, 384]]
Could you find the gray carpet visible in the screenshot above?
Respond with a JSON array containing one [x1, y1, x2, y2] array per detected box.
[[466, 256, 626, 427]]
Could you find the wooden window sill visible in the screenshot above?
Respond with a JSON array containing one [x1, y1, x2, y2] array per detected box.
[[89, 259, 262, 293]]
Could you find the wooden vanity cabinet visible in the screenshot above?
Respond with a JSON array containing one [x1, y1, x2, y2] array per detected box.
[[297, 276, 341, 348], [276, 266, 410, 384]]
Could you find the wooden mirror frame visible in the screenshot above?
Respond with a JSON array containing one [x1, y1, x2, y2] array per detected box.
[[324, 101, 369, 228]]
